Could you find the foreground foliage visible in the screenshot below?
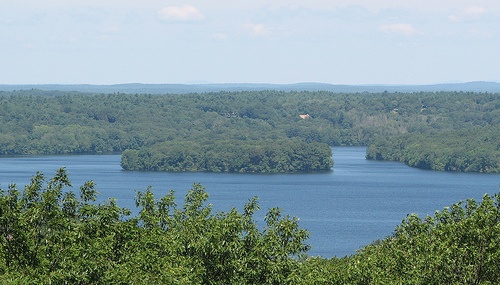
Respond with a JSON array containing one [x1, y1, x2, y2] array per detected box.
[[336, 192, 500, 284], [0, 169, 309, 284], [2, 170, 500, 284]]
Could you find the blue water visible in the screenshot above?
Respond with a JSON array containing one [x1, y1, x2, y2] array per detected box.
[[1, 147, 499, 257]]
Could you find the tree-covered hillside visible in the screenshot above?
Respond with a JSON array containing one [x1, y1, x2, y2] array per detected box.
[[0, 89, 498, 172], [367, 128, 500, 172]]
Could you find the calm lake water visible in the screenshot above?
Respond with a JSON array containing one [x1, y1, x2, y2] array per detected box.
[[1, 147, 499, 257]]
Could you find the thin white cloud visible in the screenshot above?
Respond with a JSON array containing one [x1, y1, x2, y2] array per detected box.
[[244, 23, 272, 37], [467, 28, 492, 39], [158, 5, 204, 21], [448, 5, 487, 22], [68, 36, 80, 44], [211, 33, 228, 40], [101, 25, 119, 33], [379, 23, 420, 36], [463, 5, 487, 17], [0, 17, 13, 24]]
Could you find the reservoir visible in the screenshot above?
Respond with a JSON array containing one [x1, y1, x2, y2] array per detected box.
[[1, 147, 498, 257]]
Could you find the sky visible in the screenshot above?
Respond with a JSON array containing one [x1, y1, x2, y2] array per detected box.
[[1, 1, 499, 85]]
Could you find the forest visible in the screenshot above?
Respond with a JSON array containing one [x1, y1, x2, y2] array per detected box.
[[366, 128, 499, 172], [1, 170, 500, 284], [0, 89, 499, 172]]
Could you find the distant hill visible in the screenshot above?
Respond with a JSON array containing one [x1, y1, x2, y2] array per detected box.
[[1, 81, 499, 94]]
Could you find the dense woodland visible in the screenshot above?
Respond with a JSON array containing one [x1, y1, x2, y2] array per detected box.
[[366, 128, 500, 172], [0, 89, 499, 172], [1, 170, 500, 284], [121, 139, 333, 173]]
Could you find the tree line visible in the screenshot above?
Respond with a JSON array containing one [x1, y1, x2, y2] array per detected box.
[[366, 127, 500, 172], [0, 89, 499, 172], [1, 170, 500, 284]]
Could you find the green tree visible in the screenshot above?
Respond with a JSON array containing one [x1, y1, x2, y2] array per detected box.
[[0, 169, 312, 284]]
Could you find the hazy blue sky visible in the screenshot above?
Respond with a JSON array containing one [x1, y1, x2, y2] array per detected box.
[[1, 1, 499, 85]]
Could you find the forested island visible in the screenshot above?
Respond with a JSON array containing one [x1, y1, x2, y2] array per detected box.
[[121, 139, 333, 173], [0, 89, 499, 172], [1, 170, 500, 284]]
